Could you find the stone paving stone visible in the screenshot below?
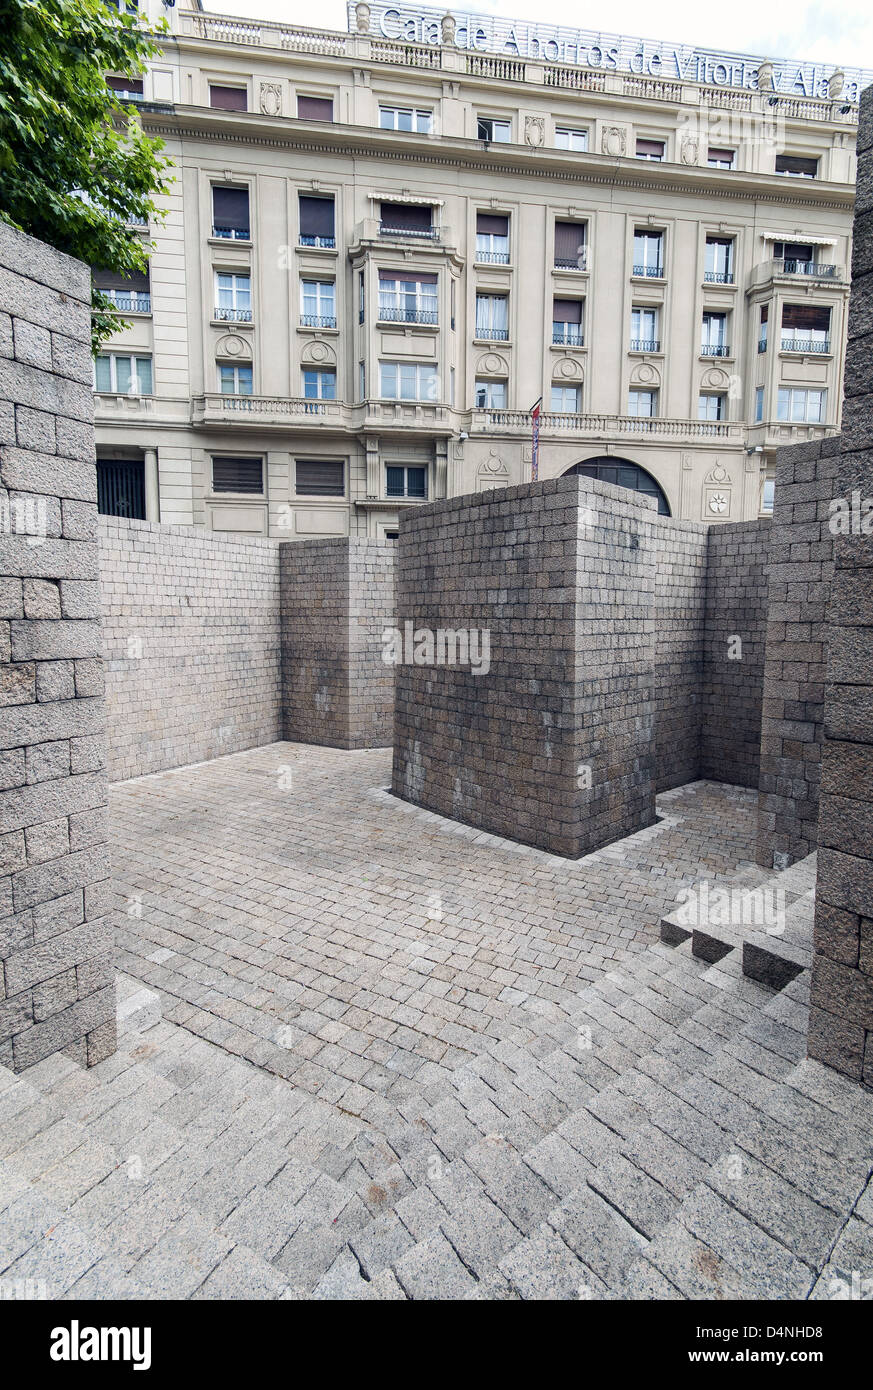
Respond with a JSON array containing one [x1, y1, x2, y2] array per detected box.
[[546, 1187, 647, 1288], [828, 1215, 873, 1272], [498, 1223, 588, 1300], [586, 1152, 680, 1239], [193, 1244, 293, 1300], [126, 1211, 233, 1299], [394, 1228, 480, 1300], [613, 1257, 683, 1300], [348, 1211, 414, 1278], [2, 1216, 101, 1296], [676, 1185, 815, 1299], [637, 1220, 757, 1300]]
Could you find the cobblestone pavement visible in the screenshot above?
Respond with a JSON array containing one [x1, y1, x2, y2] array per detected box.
[[1, 744, 872, 1300]]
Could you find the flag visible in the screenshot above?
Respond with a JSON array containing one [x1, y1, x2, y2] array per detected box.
[[530, 397, 542, 481]]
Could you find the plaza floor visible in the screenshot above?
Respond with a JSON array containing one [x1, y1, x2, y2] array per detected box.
[[1, 743, 871, 1300]]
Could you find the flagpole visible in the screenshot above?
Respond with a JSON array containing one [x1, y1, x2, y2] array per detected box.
[[529, 396, 543, 483]]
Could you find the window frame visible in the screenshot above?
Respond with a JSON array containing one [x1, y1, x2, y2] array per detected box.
[[94, 352, 153, 395], [555, 127, 588, 151], [294, 458, 346, 498], [551, 382, 582, 413], [379, 105, 432, 133], [218, 362, 253, 396], [379, 361, 439, 403], [475, 378, 508, 409], [385, 464, 428, 500], [301, 368, 337, 401], [210, 455, 264, 495], [477, 116, 512, 143], [300, 278, 336, 327]]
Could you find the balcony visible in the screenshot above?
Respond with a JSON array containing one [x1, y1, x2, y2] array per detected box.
[[377, 307, 438, 325], [701, 343, 731, 357], [704, 270, 734, 284], [212, 225, 250, 241], [630, 338, 660, 353], [552, 327, 584, 347], [379, 222, 439, 241], [101, 290, 151, 313], [299, 235, 336, 249], [214, 306, 252, 323], [554, 255, 588, 271], [476, 250, 510, 264], [781, 337, 831, 353], [475, 327, 509, 341], [300, 313, 337, 329], [776, 258, 840, 279], [633, 264, 664, 278], [470, 409, 741, 441], [192, 393, 345, 429]]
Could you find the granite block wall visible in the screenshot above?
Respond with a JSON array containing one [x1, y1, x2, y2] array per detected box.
[[280, 537, 395, 750], [99, 517, 281, 781], [701, 520, 771, 788], [392, 475, 658, 858], [0, 222, 115, 1072], [652, 519, 708, 792]]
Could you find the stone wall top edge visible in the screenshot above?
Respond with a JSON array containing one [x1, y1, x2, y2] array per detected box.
[[0, 220, 91, 304], [399, 473, 660, 524], [98, 516, 281, 550]]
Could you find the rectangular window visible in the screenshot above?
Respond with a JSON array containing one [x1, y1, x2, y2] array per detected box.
[[707, 147, 735, 168], [636, 138, 665, 161], [628, 389, 657, 416], [297, 95, 333, 121], [212, 186, 250, 240], [295, 460, 345, 497], [379, 202, 434, 238], [94, 353, 153, 395], [704, 237, 734, 283], [386, 465, 427, 499], [701, 311, 729, 355], [552, 297, 583, 346], [218, 363, 253, 395], [777, 387, 826, 423], [698, 393, 726, 421], [210, 85, 247, 112], [106, 75, 144, 101], [300, 279, 336, 327], [630, 306, 659, 351], [775, 154, 818, 178], [301, 369, 336, 400], [359, 270, 365, 323], [475, 379, 507, 409], [379, 361, 438, 402], [555, 127, 588, 151], [475, 293, 508, 340], [211, 456, 263, 493], [214, 272, 251, 321], [759, 303, 769, 352], [476, 213, 510, 263], [781, 304, 831, 351], [761, 476, 775, 514], [755, 386, 765, 422], [633, 230, 664, 277], [299, 194, 335, 248], [378, 271, 438, 324], [359, 361, 365, 401], [379, 106, 432, 133], [551, 383, 581, 412], [93, 268, 150, 313], [554, 221, 586, 270], [477, 116, 511, 142]]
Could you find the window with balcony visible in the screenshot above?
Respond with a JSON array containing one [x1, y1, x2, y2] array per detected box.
[[300, 279, 336, 328], [551, 383, 581, 412], [215, 272, 251, 322], [628, 389, 658, 417], [477, 116, 511, 142], [380, 106, 432, 132], [707, 147, 736, 168], [378, 272, 438, 325], [297, 95, 334, 122], [781, 304, 831, 352], [476, 213, 510, 263], [302, 368, 336, 400], [698, 393, 726, 421], [758, 304, 769, 352], [636, 138, 665, 161], [379, 361, 438, 402], [93, 268, 150, 313], [94, 353, 152, 395], [775, 154, 819, 178], [772, 241, 835, 276], [555, 128, 588, 151], [295, 460, 345, 497], [475, 293, 508, 341], [704, 237, 734, 284], [630, 306, 659, 352], [555, 221, 587, 270], [211, 456, 263, 493], [299, 195, 335, 248], [210, 85, 247, 112], [386, 465, 428, 498], [633, 230, 664, 277], [212, 186, 250, 241], [379, 202, 435, 239], [777, 387, 826, 422], [701, 311, 729, 356], [552, 298, 583, 346], [106, 75, 144, 102], [218, 363, 252, 395], [475, 379, 507, 409]]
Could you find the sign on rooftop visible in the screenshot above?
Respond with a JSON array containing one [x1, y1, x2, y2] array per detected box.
[[348, 2, 873, 102]]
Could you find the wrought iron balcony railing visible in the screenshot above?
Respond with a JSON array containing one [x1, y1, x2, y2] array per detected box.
[[298, 234, 335, 248], [300, 313, 337, 328], [704, 270, 734, 283], [554, 255, 588, 271], [778, 259, 839, 278], [475, 250, 510, 264], [633, 263, 664, 278], [212, 225, 250, 240], [102, 291, 151, 313], [214, 306, 253, 322], [701, 343, 731, 357], [379, 223, 439, 240], [630, 338, 660, 352], [475, 326, 509, 340], [781, 337, 831, 353], [758, 337, 768, 353], [377, 307, 438, 325], [552, 328, 584, 346]]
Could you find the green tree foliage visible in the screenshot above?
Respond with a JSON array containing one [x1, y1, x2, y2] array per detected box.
[[0, 0, 172, 349]]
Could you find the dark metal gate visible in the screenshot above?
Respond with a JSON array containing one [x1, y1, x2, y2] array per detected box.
[[97, 460, 146, 520]]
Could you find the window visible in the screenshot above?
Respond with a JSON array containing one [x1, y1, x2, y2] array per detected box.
[[761, 476, 776, 515], [555, 221, 587, 270], [106, 75, 144, 102], [93, 268, 150, 313], [777, 388, 826, 423], [630, 306, 659, 352], [771, 241, 835, 276], [212, 186, 250, 240], [633, 230, 664, 277], [636, 138, 665, 161], [218, 363, 252, 395], [97, 460, 145, 519], [475, 379, 507, 409], [297, 95, 334, 121], [378, 272, 438, 324], [551, 383, 581, 412], [477, 116, 511, 142], [210, 85, 247, 112], [699, 393, 726, 421], [628, 389, 657, 417], [359, 361, 366, 400], [781, 304, 831, 352], [755, 386, 765, 421], [775, 154, 818, 178], [359, 271, 365, 323], [476, 213, 510, 263], [302, 369, 336, 400], [380, 106, 432, 133], [386, 465, 427, 499], [212, 456, 263, 493], [552, 298, 583, 346], [704, 237, 734, 284], [379, 361, 438, 402], [299, 195, 335, 248], [215, 272, 251, 322], [565, 457, 670, 515], [701, 311, 729, 356], [759, 304, 769, 352], [475, 293, 508, 340], [555, 127, 588, 151], [379, 202, 434, 239], [707, 147, 735, 169], [295, 460, 345, 497], [300, 279, 336, 327], [94, 353, 152, 395]]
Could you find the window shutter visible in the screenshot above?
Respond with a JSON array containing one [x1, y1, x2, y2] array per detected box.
[[378, 270, 438, 284], [210, 86, 248, 111], [107, 76, 143, 95], [212, 186, 249, 231], [636, 139, 664, 156], [775, 155, 818, 176], [553, 298, 582, 323], [554, 222, 583, 260], [94, 268, 150, 291], [380, 203, 432, 231], [476, 213, 508, 235], [297, 96, 334, 121], [299, 195, 335, 237], [211, 457, 263, 494], [295, 461, 345, 496], [782, 304, 831, 330]]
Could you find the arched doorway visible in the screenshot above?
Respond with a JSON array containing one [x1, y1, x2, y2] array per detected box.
[[563, 457, 671, 515]]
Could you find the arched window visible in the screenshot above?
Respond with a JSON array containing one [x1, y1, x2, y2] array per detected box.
[[563, 457, 671, 515]]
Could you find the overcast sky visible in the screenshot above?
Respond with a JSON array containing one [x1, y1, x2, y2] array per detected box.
[[205, 0, 873, 71]]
